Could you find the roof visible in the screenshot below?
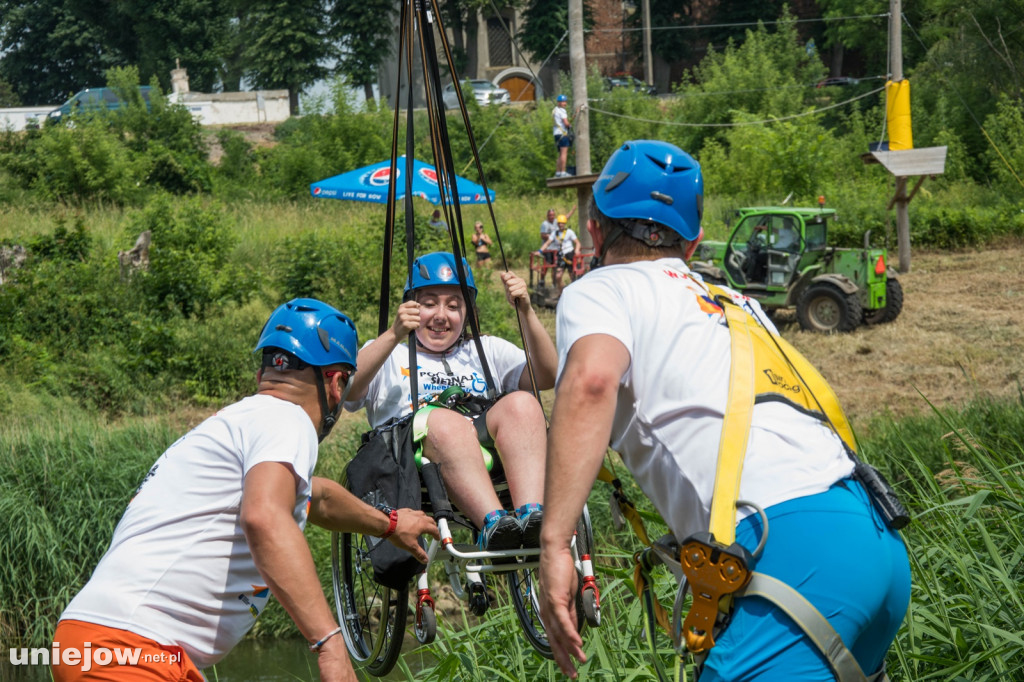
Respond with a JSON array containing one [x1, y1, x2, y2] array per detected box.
[[736, 207, 838, 217], [861, 146, 948, 176]]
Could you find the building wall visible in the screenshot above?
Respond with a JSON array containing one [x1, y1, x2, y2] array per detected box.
[[0, 107, 52, 132], [170, 90, 290, 125]]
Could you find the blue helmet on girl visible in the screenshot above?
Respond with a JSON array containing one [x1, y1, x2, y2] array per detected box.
[[255, 298, 358, 370], [593, 140, 703, 241], [405, 252, 476, 299]]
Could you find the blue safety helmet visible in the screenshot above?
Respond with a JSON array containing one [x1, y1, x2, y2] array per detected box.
[[405, 252, 477, 299], [255, 298, 358, 371], [593, 140, 704, 241], [556, 94, 568, 103]]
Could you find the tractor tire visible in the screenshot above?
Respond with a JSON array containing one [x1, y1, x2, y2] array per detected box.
[[797, 283, 862, 333], [863, 279, 904, 325]]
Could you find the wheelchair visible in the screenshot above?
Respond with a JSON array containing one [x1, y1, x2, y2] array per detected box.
[[330, 449, 602, 677]]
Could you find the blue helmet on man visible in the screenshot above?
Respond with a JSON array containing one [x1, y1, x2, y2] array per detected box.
[[593, 140, 703, 241], [255, 298, 359, 441], [556, 94, 568, 103], [405, 252, 477, 299], [256, 298, 358, 370]]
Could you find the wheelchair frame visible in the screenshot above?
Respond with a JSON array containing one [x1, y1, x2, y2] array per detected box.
[[330, 456, 602, 677]]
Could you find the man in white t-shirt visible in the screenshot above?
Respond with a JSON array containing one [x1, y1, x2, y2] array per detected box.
[[537, 141, 910, 681], [538, 208, 559, 285], [53, 299, 438, 682]]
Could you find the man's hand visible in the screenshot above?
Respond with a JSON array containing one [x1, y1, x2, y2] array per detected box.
[[388, 508, 440, 563], [315, 635, 358, 681], [391, 300, 420, 338], [539, 545, 586, 678], [500, 271, 530, 306]]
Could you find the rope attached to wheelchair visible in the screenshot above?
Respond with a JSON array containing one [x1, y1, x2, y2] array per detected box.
[[378, 0, 545, 406]]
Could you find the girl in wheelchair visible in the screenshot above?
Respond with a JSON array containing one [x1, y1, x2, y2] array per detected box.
[[345, 252, 557, 550]]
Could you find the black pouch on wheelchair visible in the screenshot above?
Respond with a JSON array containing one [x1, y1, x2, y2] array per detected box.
[[345, 416, 425, 590]]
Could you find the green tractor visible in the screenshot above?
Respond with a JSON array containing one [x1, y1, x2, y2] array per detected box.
[[689, 205, 903, 333]]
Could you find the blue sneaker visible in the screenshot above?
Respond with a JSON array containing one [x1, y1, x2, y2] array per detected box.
[[517, 503, 544, 548], [477, 511, 522, 551]]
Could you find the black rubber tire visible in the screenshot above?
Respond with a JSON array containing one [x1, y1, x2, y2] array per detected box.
[[331, 532, 408, 677], [796, 282, 862, 333], [508, 507, 591, 658], [864, 279, 904, 325], [414, 601, 436, 645], [582, 588, 601, 628]]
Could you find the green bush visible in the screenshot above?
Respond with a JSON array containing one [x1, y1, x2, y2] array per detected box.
[[983, 95, 1024, 193], [130, 194, 252, 318], [21, 119, 140, 203]]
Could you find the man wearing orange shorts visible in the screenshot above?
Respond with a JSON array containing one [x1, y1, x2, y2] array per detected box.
[[52, 299, 438, 681]]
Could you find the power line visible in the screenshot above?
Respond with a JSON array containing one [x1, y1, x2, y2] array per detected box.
[[587, 85, 885, 128], [902, 14, 1024, 190], [588, 13, 889, 34]]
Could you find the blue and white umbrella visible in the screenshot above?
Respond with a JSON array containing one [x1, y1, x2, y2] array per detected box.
[[310, 156, 495, 205]]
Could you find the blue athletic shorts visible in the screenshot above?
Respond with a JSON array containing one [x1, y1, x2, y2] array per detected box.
[[700, 479, 911, 681]]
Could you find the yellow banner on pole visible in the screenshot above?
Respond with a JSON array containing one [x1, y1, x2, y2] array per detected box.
[[886, 79, 913, 151]]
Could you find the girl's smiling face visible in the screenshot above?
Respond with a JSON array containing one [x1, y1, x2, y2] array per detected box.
[[415, 286, 466, 352]]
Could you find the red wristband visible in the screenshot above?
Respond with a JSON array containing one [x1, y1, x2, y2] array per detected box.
[[381, 509, 399, 539]]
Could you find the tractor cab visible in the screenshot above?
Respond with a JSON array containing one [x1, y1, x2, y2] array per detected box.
[[691, 205, 901, 333], [721, 209, 827, 290]]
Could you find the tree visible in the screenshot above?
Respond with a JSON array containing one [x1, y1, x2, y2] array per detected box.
[[331, 0, 397, 104], [0, 77, 21, 107], [243, 0, 331, 114], [519, 0, 569, 64], [902, 0, 1024, 173], [0, 0, 115, 104], [672, 11, 827, 152], [102, 0, 231, 94]]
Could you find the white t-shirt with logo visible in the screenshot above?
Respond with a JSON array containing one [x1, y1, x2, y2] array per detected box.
[[61, 395, 318, 669], [558, 228, 578, 255], [555, 258, 853, 541], [346, 337, 527, 428]]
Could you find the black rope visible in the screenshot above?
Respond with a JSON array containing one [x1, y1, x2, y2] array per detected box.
[[380, 0, 544, 405], [423, 0, 543, 400]]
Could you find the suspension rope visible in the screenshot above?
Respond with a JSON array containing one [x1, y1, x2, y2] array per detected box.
[[427, 0, 545, 399], [383, 0, 544, 404], [588, 85, 885, 128]]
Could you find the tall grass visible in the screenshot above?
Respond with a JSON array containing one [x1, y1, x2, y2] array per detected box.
[[398, 395, 1024, 680], [2, 390, 1022, 678]]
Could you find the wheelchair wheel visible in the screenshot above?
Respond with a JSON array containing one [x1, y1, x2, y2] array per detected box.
[[331, 532, 407, 676], [414, 601, 436, 644], [507, 507, 592, 658]]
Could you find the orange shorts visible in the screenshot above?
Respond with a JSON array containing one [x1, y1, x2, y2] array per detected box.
[[51, 619, 204, 681]]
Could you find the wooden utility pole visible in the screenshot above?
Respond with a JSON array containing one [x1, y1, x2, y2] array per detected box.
[[642, 0, 654, 87], [890, 0, 911, 272], [568, 0, 590, 175]]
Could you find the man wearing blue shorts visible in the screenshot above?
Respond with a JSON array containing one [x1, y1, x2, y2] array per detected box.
[[538, 140, 911, 680]]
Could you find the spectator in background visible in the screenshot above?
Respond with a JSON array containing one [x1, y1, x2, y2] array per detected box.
[[541, 214, 580, 293], [552, 95, 573, 178], [539, 208, 559, 286], [472, 221, 493, 268], [428, 209, 447, 232]]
